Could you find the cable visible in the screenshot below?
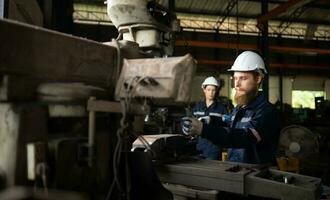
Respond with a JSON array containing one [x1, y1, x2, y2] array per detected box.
[[106, 76, 154, 200], [34, 163, 48, 198], [107, 38, 122, 87]]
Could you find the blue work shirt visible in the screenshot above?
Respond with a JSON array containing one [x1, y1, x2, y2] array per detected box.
[[192, 100, 227, 160], [201, 93, 280, 164]]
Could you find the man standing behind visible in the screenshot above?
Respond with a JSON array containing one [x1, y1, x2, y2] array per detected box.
[[192, 77, 227, 160], [182, 51, 280, 164]]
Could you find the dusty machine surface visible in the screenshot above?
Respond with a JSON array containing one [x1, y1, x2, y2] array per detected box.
[[131, 134, 196, 161], [155, 159, 321, 200], [0, 0, 324, 200], [131, 133, 321, 200], [115, 55, 195, 104]]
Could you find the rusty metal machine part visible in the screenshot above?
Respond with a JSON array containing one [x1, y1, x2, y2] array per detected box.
[[115, 54, 196, 104], [107, 0, 180, 56], [131, 134, 196, 160]]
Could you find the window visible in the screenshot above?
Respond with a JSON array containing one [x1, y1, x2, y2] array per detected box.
[[292, 90, 324, 109], [230, 88, 236, 107]]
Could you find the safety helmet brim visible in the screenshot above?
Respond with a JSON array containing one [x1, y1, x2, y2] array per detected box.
[[201, 76, 220, 88], [228, 51, 267, 74]]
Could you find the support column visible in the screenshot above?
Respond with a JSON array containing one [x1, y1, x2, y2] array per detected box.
[[0, 0, 8, 18], [282, 77, 293, 105], [261, 0, 269, 101], [325, 79, 330, 100]]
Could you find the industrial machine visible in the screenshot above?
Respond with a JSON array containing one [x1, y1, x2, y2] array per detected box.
[[156, 159, 321, 200], [131, 135, 321, 200], [0, 0, 322, 199]]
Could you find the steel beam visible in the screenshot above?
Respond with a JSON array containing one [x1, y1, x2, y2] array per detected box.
[[215, 0, 238, 29], [197, 59, 330, 71], [257, 0, 310, 30], [176, 40, 330, 55], [278, 5, 309, 34], [261, 0, 270, 100], [0, 19, 117, 88], [176, 9, 330, 26], [176, 40, 256, 50]]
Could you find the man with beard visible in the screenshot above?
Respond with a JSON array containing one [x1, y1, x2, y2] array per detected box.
[[182, 51, 280, 164]]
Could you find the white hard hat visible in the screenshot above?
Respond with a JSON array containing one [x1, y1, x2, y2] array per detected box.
[[228, 51, 267, 74], [201, 76, 219, 89]]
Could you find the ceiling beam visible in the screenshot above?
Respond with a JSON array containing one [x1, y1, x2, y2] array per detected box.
[[240, 0, 290, 4], [215, 0, 238, 28], [176, 40, 330, 55], [257, 0, 311, 30], [197, 59, 330, 71], [278, 4, 310, 34], [175, 10, 330, 26]]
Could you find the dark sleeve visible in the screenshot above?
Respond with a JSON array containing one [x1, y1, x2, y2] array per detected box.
[[201, 125, 257, 148], [191, 103, 198, 117], [209, 116, 225, 127], [201, 105, 280, 148], [221, 103, 228, 114], [209, 102, 227, 126], [249, 106, 280, 146]]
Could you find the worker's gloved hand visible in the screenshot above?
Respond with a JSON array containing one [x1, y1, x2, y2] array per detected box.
[[198, 116, 211, 124], [181, 117, 203, 136]]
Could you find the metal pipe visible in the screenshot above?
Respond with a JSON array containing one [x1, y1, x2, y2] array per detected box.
[[1, 0, 8, 18], [88, 96, 96, 167], [4, 0, 8, 18], [280, 73, 283, 111]]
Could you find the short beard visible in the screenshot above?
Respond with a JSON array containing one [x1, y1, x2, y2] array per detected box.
[[234, 87, 258, 107]]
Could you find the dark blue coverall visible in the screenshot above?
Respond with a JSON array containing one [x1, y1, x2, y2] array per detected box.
[[192, 100, 227, 160], [200, 93, 280, 164]]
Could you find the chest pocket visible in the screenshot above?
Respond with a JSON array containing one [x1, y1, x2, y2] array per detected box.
[[233, 110, 255, 128]]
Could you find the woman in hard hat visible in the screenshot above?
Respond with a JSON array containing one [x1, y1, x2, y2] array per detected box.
[[182, 51, 280, 164], [191, 76, 228, 160]]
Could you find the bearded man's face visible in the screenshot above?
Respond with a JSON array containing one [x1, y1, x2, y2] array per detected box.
[[233, 72, 262, 107]]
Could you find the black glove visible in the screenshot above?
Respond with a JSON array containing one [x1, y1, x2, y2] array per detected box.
[[181, 117, 203, 136]]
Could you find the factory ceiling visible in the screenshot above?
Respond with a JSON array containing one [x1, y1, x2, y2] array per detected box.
[[72, 0, 330, 75], [74, 0, 330, 41]]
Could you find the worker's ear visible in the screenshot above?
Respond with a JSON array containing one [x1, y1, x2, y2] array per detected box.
[[256, 73, 263, 85]]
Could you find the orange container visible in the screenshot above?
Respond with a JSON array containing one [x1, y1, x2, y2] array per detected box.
[[276, 156, 300, 173]]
